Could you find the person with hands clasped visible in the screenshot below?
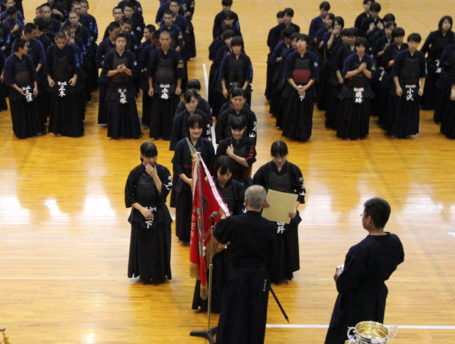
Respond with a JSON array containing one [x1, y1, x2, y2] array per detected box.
[[126, 141, 173, 285], [45, 31, 84, 137], [102, 32, 141, 139], [171, 114, 215, 245], [4, 37, 44, 139], [337, 37, 375, 140], [253, 140, 306, 285], [281, 33, 319, 142], [387, 33, 426, 138]]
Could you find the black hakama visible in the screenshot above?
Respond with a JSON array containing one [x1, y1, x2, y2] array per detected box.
[[253, 161, 306, 284], [146, 47, 186, 140], [281, 50, 319, 142], [325, 233, 404, 344], [214, 211, 277, 344], [126, 163, 173, 284], [337, 53, 375, 140], [387, 49, 426, 138], [434, 44, 455, 124], [102, 50, 142, 139], [420, 30, 455, 111], [441, 100, 455, 138], [172, 137, 215, 243], [4, 54, 44, 139], [45, 44, 84, 138]]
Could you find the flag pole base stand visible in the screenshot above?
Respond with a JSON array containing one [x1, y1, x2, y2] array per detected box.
[[189, 327, 217, 344]]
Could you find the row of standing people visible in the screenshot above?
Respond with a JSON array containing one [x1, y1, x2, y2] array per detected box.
[[266, 3, 455, 140]]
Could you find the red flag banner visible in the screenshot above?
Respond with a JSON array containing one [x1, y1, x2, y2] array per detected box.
[[189, 152, 230, 299]]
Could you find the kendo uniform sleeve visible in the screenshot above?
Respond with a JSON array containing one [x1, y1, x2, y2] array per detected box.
[[245, 54, 253, 83], [391, 51, 406, 78], [4, 56, 16, 87], [157, 164, 173, 197], [218, 54, 230, 80], [247, 110, 258, 143], [216, 138, 229, 158], [125, 164, 143, 207], [310, 52, 320, 81], [127, 52, 139, 78], [172, 139, 186, 176], [420, 31, 435, 56], [169, 112, 185, 151], [283, 51, 297, 80], [0, 50, 5, 74], [26, 55, 39, 82], [172, 49, 186, 79], [335, 243, 367, 294], [290, 163, 306, 204], [214, 216, 233, 245], [252, 163, 270, 187], [418, 51, 427, 78], [101, 51, 114, 79], [341, 54, 355, 77], [244, 138, 256, 166]]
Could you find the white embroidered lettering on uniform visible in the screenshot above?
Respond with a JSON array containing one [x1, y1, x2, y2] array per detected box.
[[354, 87, 364, 103], [379, 69, 385, 82], [118, 88, 128, 104], [160, 84, 170, 99], [144, 206, 157, 228], [436, 59, 442, 73], [58, 81, 67, 97], [22, 86, 33, 102], [405, 84, 416, 101], [277, 222, 286, 234], [299, 93, 306, 101]]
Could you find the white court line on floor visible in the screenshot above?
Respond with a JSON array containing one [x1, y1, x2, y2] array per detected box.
[[203, 63, 209, 99], [266, 325, 455, 330]]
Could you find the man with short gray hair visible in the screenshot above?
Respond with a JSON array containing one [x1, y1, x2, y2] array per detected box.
[[214, 185, 277, 344]]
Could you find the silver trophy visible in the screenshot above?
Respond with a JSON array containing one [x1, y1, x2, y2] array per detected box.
[[347, 321, 398, 344]]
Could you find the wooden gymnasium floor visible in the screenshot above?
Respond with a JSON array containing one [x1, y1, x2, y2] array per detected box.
[[1, 0, 455, 343]]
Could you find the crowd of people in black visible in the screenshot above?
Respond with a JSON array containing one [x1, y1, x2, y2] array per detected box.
[[265, 1, 455, 140]]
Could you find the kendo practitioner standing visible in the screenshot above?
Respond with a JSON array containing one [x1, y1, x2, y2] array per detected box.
[[216, 87, 257, 143], [170, 89, 213, 150], [216, 116, 256, 189], [171, 114, 215, 245], [324, 198, 404, 344], [337, 37, 375, 140], [45, 31, 84, 137], [126, 141, 173, 285], [438, 43, 455, 138], [102, 32, 142, 139], [359, 2, 383, 43], [147, 30, 185, 140], [253, 140, 305, 285], [281, 34, 319, 142], [309, 1, 331, 44], [388, 33, 426, 138], [23, 22, 48, 125], [214, 36, 253, 118], [420, 16, 454, 114], [265, 10, 284, 100], [212, 0, 240, 40], [4, 38, 44, 139], [191, 155, 244, 313], [2, 6, 22, 57], [324, 28, 354, 130], [214, 185, 276, 344], [380, 27, 407, 131], [96, 21, 120, 125]]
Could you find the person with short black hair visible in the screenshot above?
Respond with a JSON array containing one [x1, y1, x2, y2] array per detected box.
[[216, 116, 257, 189], [421, 16, 454, 113], [337, 37, 375, 140], [359, 1, 383, 41], [214, 36, 253, 118], [269, 7, 300, 52], [161, 0, 189, 60], [325, 28, 358, 130], [102, 7, 123, 40], [147, 30, 185, 140], [160, 9, 184, 52], [281, 34, 319, 142], [33, 18, 53, 51], [172, 114, 215, 245], [175, 79, 212, 119], [123, 3, 144, 43], [79, 0, 98, 42], [0, 0, 24, 29], [45, 31, 84, 137], [371, 12, 395, 45], [39, 4, 61, 34], [387, 33, 426, 138], [170, 89, 213, 150], [191, 155, 244, 312], [155, 0, 184, 25], [309, 1, 331, 43], [41, 0, 67, 22], [118, 0, 142, 14], [2, 6, 21, 57], [253, 140, 305, 285], [4, 37, 44, 138], [325, 198, 404, 344], [265, 10, 286, 100], [102, 32, 141, 139], [120, 19, 139, 56], [214, 184, 276, 344], [126, 141, 173, 285], [212, 0, 240, 40], [216, 87, 257, 143], [268, 26, 294, 117], [354, 0, 373, 32]]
